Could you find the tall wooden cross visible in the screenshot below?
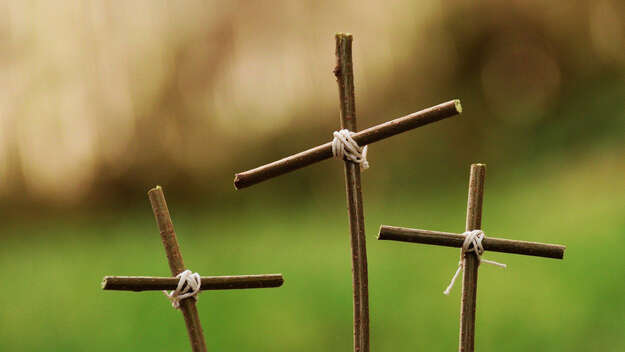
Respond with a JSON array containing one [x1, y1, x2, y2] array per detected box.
[[234, 33, 462, 352], [101, 186, 284, 352], [377, 163, 566, 352]]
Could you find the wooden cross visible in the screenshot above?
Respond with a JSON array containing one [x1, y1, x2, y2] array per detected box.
[[234, 33, 462, 352], [377, 163, 566, 352], [101, 186, 284, 352]]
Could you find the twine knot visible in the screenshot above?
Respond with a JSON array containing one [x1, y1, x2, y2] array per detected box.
[[443, 230, 506, 295], [332, 129, 369, 170], [163, 269, 201, 309]]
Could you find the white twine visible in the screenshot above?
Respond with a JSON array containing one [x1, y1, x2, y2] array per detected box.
[[332, 129, 369, 170], [443, 230, 506, 295], [163, 269, 202, 309]]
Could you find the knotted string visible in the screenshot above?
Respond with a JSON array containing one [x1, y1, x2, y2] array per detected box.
[[332, 129, 369, 170], [163, 269, 202, 309], [443, 230, 506, 295]]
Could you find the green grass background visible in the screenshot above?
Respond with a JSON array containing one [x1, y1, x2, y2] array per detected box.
[[1, 150, 624, 351]]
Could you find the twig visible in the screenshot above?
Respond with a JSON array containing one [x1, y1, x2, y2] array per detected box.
[[377, 226, 565, 259], [459, 164, 486, 352], [233, 99, 462, 189], [335, 33, 369, 352], [102, 274, 285, 291], [148, 186, 207, 352]]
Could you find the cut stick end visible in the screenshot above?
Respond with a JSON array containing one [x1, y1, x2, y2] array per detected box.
[[558, 246, 567, 259], [335, 32, 353, 39], [148, 185, 162, 195], [454, 99, 463, 114], [377, 225, 386, 240], [233, 174, 243, 190], [101, 277, 110, 289]]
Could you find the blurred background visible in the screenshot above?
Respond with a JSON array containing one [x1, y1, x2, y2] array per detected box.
[[1, 0, 624, 351]]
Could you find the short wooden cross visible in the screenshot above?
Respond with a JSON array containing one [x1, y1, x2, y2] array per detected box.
[[377, 163, 566, 352], [234, 33, 462, 352], [101, 186, 284, 352]]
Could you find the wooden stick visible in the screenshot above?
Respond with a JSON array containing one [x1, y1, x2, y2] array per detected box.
[[233, 99, 462, 189], [148, 186, 207, 352], [102, 274, 285, 291], [459, 164, 485, 352], [377, 226, 565, 259], [335, 33, 369, 352]]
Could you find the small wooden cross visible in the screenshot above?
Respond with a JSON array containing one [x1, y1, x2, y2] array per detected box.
[[377, 163, 566, 352], [101, 186, 284, 352], [234, 33, 462, 352]]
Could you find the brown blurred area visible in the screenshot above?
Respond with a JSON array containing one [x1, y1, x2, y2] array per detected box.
[[0, 0, 623, 207]]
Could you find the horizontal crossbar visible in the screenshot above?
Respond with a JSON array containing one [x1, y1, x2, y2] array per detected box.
[[378, 226, 565, 259], [102, 274, 284, 291], [234, 100, 462, 189]]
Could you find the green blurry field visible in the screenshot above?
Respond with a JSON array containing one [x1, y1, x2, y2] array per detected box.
[[1, 154, 624, 352]]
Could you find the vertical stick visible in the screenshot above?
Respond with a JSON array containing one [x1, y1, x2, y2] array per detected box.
[[148, 186, 208, 352], [334, 33, 370, 352], [459, 164, 486, 352]]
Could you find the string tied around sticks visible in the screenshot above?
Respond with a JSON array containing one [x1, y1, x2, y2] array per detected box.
[[332, 129, 369, 170], [443, 230, 506, 295], [163, 269, 201, 309]]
